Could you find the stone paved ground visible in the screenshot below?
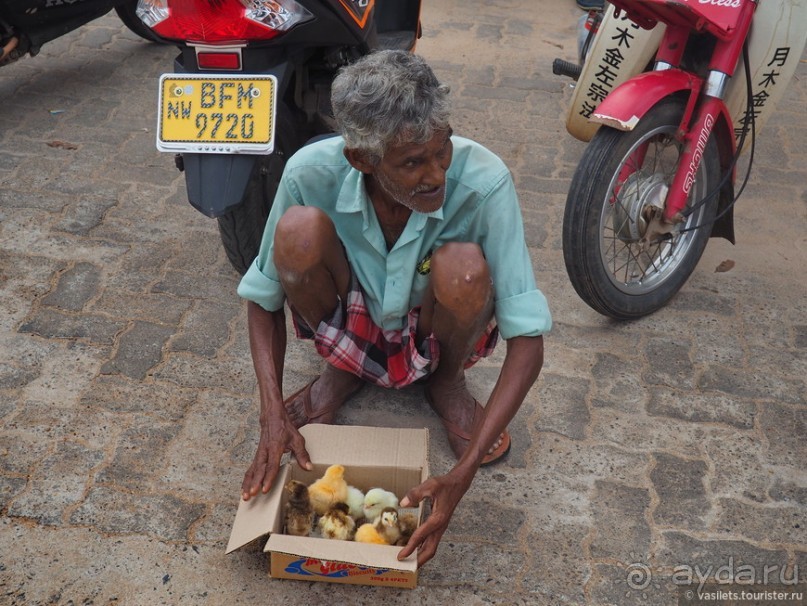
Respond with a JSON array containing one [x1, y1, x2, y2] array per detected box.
[[0, 2, 805, 605]]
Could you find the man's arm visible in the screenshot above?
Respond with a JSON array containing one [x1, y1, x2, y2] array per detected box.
[[240, 301, 313, 501], [398, 334, 544, 565]]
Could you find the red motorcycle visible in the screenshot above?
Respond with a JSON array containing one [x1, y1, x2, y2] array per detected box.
[[559, 0, 807, 319]]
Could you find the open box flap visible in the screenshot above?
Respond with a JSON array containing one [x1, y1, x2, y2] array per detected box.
[[225, 464, 290, 554], [264, 533, 418, 573], [300, 425, 428, 469]]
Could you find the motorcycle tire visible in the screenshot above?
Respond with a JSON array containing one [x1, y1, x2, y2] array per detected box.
[[216, 106, 302, 275], [115, 2, 167, 43], [562, 97, 720, 320]]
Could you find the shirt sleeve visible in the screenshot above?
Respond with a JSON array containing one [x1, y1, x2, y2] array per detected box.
[[474, 170, 552, 339]]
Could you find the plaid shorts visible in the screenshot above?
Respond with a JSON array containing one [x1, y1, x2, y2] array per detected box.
[[291, 274, 498, 389]]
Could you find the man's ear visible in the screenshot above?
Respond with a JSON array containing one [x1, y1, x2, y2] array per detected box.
[[344, 148, 376, 174]]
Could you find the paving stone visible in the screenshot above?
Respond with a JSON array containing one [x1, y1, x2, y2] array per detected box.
[[69, 486, 205, 542], [589, 405, 716, 455], [533, 372, 590, 440], [769, 479, 807, 506], [41, 261, 101, 311], [168, 300, 237, 357], [96, 420, 181, 491], [589, 563, 677, 606], [646, 387, 756, 429], [100, 320, 175, 379], [5, 399, 118, 451], [7, 440, 104, 525], [0, 187, 70, 212], [795, 325, 807, 349], [79, 373, 194, 422], [757, 402, 807, 468], [656, 531, 791, 586], [112, 241, 175, 292], [0, 362, 40, 389], [521, 521, 589, 604], [589, 480, 652, 562], [0, 432, 50, 475], [159, 391, 253, 498], [191, 503, 235, 544], [0, 475, 27, 510], [152, 269, 241, 303], [701, 432, 773, 503], [153, 352, 255, 393], [651, 453, 710, 530], [715, 498, 805, 546], [698, 364, 804, 404], [54, 196, 118, 236], [0, 388, 19, 418], [18, 307, 124, 344], [422, 539, 525, 589], [642, 337, 695, 390], [90, 289, 192, 325], [444, 497, 525, 544], [666, 288, 737, 315], [588, 351, 651, 412]]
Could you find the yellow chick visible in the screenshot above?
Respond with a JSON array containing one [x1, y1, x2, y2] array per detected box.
[[345, 485, 365, 521], [317, 502, 356, 541], [308, 464, 349, 516], [362, 487, 399, 522], [284, 480, 314, 537], [355, 507, 401, 546]]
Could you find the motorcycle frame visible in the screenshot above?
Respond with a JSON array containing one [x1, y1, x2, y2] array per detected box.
[[588, 0, 757, 224]]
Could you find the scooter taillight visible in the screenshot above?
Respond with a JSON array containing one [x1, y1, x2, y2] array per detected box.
[[136, 0, 313, 44]]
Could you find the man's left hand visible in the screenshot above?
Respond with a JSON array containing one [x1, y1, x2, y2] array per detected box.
[[396, 469, 474, 566]]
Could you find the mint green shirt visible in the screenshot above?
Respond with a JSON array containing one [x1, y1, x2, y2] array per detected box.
[[237, 135, 551, 339]]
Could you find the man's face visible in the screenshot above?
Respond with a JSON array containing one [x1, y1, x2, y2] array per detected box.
[[371, 127, 453, 214]]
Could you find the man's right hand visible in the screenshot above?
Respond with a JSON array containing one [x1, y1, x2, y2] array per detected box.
[[240, 417, 313, 501]]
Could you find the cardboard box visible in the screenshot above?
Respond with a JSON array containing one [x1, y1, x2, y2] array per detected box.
[[226, 424, 430, 588]]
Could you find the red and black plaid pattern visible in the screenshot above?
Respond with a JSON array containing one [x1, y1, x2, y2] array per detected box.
[[291, 274, 498, 389]]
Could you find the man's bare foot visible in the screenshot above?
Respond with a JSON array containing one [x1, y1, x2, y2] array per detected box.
[[425, 378, 508, 463], [285, 364, 364, 428]]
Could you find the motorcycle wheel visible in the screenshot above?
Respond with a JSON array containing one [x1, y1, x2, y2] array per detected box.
[[115, 2, 167, 43], [562, 97, 720, 320], [216, 106, 302, 275]]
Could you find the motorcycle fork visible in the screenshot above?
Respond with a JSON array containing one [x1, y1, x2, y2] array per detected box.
[[659, 2, 756, 224]]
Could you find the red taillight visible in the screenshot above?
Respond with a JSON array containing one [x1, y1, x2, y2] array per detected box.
[[197, 51, 242, 70], [146, 0, 312, 44]]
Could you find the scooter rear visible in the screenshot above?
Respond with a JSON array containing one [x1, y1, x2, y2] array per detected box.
[[139, 0, 422, 274]]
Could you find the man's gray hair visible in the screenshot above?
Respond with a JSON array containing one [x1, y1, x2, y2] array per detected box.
[[331, 50, 451, 162]]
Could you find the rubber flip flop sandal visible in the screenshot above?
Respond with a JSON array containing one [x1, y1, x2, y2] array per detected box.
[[426, 393, 511, 466]]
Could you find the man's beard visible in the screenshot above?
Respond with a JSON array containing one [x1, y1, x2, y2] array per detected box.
[[375, 170, 445, 213]]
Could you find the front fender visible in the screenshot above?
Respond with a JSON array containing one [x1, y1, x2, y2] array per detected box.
[[593, 70, 738, 244], [591, 70, 700, 131]]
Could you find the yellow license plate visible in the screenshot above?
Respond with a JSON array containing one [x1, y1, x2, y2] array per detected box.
[[156, 74, 277, 154]]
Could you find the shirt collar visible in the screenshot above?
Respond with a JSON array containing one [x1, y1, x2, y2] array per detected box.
[[335, 167, 445, 230]]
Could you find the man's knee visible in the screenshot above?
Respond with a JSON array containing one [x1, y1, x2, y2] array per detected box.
[[430, 242, 492, 316], [274, 206, 336, 271]]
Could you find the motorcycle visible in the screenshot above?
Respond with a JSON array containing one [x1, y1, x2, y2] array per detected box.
[[555, 0, 807, 319], [0, 0, 161, 66], [134, 0, 423, 275]]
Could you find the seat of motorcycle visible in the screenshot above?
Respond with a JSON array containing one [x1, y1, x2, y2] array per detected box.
[[378, 30, 417, 52]]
